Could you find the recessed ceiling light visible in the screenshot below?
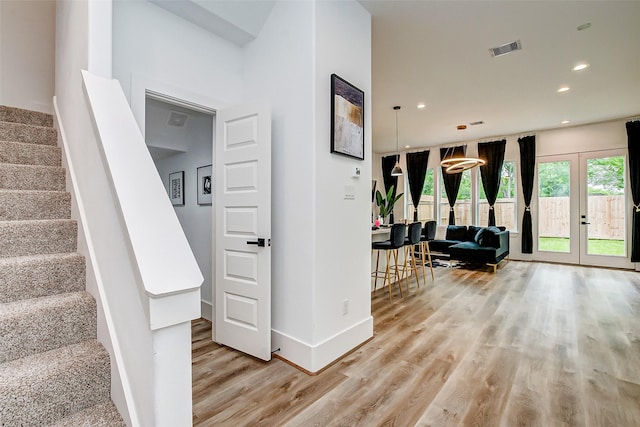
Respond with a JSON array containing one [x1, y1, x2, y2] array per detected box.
[[561, 120, 570, 124], [417, 103, 426, 110], [557, 86, 570, 93], [405, 145, 411, 149], [572, 63, 589, 71]]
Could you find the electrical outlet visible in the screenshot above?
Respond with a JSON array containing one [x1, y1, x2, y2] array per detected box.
[[342, 299, 349, 315], [344, 185, 355, 200]]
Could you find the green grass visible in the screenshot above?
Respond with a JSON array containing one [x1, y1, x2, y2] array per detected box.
[[538, 237, 625, 256]]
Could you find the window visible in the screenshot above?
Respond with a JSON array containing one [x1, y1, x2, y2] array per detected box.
[[440, 169, 471, 225], [478, 161, 517, 230], [406, 169, 435, 221]]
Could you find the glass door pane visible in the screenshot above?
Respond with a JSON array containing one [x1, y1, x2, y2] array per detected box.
[[579, 149, 632, 269], [585, 156, 626, 256], [538, 160, 571, 252]]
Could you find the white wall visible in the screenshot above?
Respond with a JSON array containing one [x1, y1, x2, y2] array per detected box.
[[148, 104, 214, 320], [313, 0, 372, 354], [112, 0, 242, 106], [243, 0, 316, 351], [244, 0, 373, 372], [0, 0, 55, 113]]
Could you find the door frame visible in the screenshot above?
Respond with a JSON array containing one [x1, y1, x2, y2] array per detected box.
[[129, 74, 229, 326]]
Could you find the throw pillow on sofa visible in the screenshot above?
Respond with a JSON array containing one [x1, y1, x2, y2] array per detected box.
[[474, 226, 501, 248], [467, 225, 483, 241], [446, 225, 468, 241]]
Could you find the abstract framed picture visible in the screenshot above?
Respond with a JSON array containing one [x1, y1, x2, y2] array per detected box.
[[197, 164, 212, 205], [169, 171, 184, 206], [331, 73, 365, 160]]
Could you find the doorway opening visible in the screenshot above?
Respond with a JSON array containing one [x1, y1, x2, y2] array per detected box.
[[536, 149, 633, 269], [144, 94, 216, 320]]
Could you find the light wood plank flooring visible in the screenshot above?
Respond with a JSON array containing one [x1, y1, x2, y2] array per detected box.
[[192, 261, 640, 426]]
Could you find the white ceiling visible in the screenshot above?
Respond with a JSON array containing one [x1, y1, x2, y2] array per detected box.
[[360, 0, 640, 153], [153, 0, 640, 155]]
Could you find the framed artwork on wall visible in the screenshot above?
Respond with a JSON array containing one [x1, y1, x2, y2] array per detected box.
[[169, 171, 184, 206], [331, 73, 365, 160], [197, 165, 212, 205]]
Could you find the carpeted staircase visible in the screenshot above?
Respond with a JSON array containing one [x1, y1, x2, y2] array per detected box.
[[0, 105, 125, 426]]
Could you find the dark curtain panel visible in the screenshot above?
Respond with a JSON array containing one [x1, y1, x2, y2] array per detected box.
[[406, 150, 430, 221], [382, 155, 399, 223], [518, 135, 536, 253], [440, 146, 465, 225], [478, 140, 506, 226], [627, 121, 640, 261]]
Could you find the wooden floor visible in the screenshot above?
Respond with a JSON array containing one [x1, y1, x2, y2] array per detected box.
[[192, 261, 640, 426]]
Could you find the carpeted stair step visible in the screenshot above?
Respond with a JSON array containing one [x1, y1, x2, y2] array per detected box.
[[0, 190, 70, 220], [0, 219, 77, 257], [49, 400, 126, 427], [0, 121, 57, 146], [0, 140, 62, 167], [0, 163, 65, 191], [0, 253, 85, 304], [0, 340, 110, 426], [0, 291, 96, 363], [0, 105, 53, 128]]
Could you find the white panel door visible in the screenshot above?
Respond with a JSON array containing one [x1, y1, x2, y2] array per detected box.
[[214, 103, 271, 361]]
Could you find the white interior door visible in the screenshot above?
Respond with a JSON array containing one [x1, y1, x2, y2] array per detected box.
[[214, 103, 272, 361]]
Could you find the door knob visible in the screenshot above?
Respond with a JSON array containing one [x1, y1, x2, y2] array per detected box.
[[246, 238, 266, 247], [581, 221, 590, 225]]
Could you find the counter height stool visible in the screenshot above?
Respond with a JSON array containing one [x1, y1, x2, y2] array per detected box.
[[419, 220, 436, 281], [399, 222, 423, 291], [371, 223, 406, 302]]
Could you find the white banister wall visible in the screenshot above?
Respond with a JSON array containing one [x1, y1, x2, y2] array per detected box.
[[65, 70, 203, 426]]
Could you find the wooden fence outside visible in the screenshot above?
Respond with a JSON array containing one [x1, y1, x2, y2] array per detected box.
[[538, 195, 625, 239], [408, 195, 625, 240]]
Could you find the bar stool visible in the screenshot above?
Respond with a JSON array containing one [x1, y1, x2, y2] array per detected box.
[[419, 220, 436, 281], [371, 223, 406, 302], [399, 222, 422, 291]]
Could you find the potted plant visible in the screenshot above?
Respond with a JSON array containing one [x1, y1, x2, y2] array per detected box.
[[375, 185, 403, 225]]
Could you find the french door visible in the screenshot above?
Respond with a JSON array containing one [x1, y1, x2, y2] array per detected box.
[[536, 149, 633, 269]]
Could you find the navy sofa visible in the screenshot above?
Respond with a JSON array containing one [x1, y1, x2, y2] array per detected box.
[[429, 225, 509, 273]]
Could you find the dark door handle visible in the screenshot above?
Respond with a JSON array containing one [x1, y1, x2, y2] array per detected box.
[[581, 221, 590, 225], [246, 238, 266, 247]]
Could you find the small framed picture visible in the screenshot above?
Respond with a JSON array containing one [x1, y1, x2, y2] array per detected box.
[[197, 165, 212, 205], [169, 171, 184, 206], [331, 73, 365, 160]]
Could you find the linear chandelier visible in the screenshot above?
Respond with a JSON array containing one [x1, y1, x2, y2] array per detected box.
[[440, 145, 485, 174]]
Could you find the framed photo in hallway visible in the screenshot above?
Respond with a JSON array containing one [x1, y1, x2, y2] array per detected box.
[[169, 171, 184, 206], [197, 165, 212, 205], [331, 74, 365, 160]]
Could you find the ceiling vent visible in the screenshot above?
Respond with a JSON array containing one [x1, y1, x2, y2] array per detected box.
[[489, 40, 522, 57], [167, 110, 190, 128]]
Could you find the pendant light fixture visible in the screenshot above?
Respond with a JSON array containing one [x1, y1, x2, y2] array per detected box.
[[440, 145, 486, 174], [390, 106, 403, 176]]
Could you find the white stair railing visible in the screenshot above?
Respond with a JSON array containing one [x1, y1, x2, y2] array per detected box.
[[57, 69, 203, 427]]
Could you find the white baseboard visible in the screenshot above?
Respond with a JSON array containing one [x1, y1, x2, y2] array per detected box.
[[200, 300, 212, 321], [272, 316, 373, 373]]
